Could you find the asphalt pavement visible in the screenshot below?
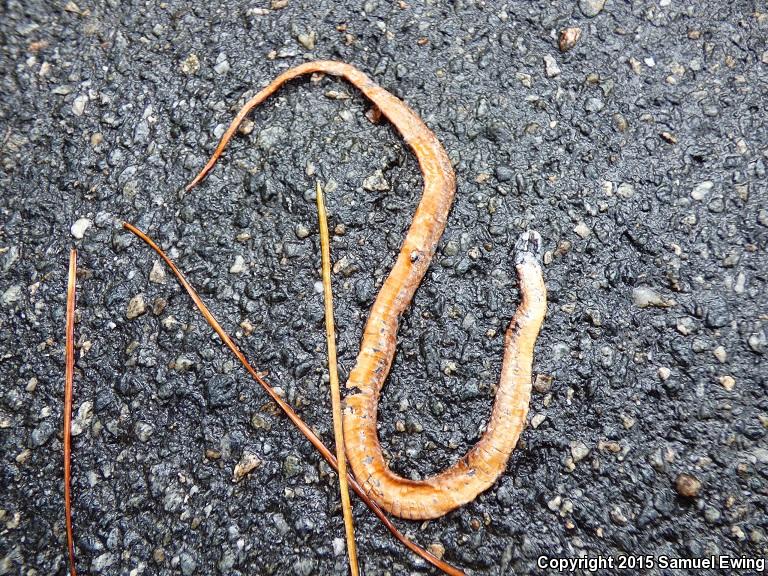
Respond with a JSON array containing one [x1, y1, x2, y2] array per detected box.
[[1, 0, 766, 574]]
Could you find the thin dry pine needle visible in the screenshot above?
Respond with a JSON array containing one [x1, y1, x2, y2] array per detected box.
[[64, 248, 78, 576], [316, 181, 359, 576], [122, 221, 464, 576]]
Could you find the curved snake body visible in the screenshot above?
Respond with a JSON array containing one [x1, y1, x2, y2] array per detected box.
[[185, 60, 547, 520]]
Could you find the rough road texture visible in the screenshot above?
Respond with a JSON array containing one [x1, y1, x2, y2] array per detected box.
[[1, 1, 767, 574]]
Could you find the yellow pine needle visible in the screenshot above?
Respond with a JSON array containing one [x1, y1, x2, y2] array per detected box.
[[64, 248, 78, 576], [316, 181, 359, 576]]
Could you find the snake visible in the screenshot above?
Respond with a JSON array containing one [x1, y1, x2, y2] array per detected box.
[[185, 60, 547, 520]]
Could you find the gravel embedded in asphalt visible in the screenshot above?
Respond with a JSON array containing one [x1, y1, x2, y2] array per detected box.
[[1, 1, 767, 575]]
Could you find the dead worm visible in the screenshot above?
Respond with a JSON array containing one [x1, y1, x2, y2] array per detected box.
[[185, 60, 547, 520]]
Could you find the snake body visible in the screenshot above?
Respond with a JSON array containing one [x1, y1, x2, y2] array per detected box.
[[186, 61, 547, 520]]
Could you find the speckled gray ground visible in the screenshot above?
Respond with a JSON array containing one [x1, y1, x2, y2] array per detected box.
[[1, 0, 767, 575]]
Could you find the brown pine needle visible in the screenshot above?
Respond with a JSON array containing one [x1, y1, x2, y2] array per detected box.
[[316, 181, 359, 576], [122, 221, 464, 576], [64, 248, 78, 576]]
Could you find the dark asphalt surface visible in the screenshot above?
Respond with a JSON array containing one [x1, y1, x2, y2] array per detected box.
[[1, 0, 767, 574]]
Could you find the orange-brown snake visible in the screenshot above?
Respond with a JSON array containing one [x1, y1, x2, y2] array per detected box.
[[185, 60, 547, 520]]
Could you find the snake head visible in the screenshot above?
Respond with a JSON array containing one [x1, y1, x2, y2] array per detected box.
[[514, 230, 543, 265]]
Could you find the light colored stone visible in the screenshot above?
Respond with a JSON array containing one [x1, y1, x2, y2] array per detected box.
[[620, 414, 636, 429], [71, 217, 92, 239], [180, 53, 200, 75], [574, 222, 591, 238], [713, 346, 727, 363], [149, 261, 166, 284], [332, 537, 345, 556], [543, 54, 561, 78], [173, 356, 194, 372], [135, 421, 154, 442], [533, 373, 553, 394], [675, 473, 701, 497], [229, 255, 246, 274], [362, 169, 389, 191], [91, 553, 117, 571], [691, 181, 713, 201], [617, 182, 634, 198], [633, 286, 674, 308], [427, 543, 445, 559], [676, 317, 695, 335], [2, 285, 22, 306], [719, 375, 735, 391], [126, 294, 146, 319], [233, 451, 262, 482], [570, 440, 590, 462], [579, 0, 605, 17], [298, 31, 316, 50], [213, 53, 230, 75], [72, 94, 88, 116], [71, 401, 93, 436], [516, 72, 533, 87], [240, 319, 255, 336]]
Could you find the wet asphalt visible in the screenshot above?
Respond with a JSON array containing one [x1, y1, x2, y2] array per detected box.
[[1, 0, 767, 574]]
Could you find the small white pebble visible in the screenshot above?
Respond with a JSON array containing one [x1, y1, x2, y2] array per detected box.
[[620, 414, 636, 429], [214, 60, 230, 75], [71, 217, 92, 239], [633, 286, 674, 308], [229, 255, 246, 274], [298, 31, 316, 50], [691, 180, 713, 201], [72, 94, 88, 116], [570, 440, 590, 463], [617, 182, 635, 198], [2, 285, 22, 305], [543, 54, 561, 77], [734, 272, 746, 294], [149, 261, 166, 284], [332, 538, 345, 557], [713, 345, 727, 363], [574, 222, 592, 239]]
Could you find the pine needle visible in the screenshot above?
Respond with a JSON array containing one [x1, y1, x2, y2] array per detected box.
[[316, 181, 359, 576], [122, 221, 464, 576], [64, 248, 78, 576]]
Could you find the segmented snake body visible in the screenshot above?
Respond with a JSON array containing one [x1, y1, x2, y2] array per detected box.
[[186, 60, 547, 520]]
